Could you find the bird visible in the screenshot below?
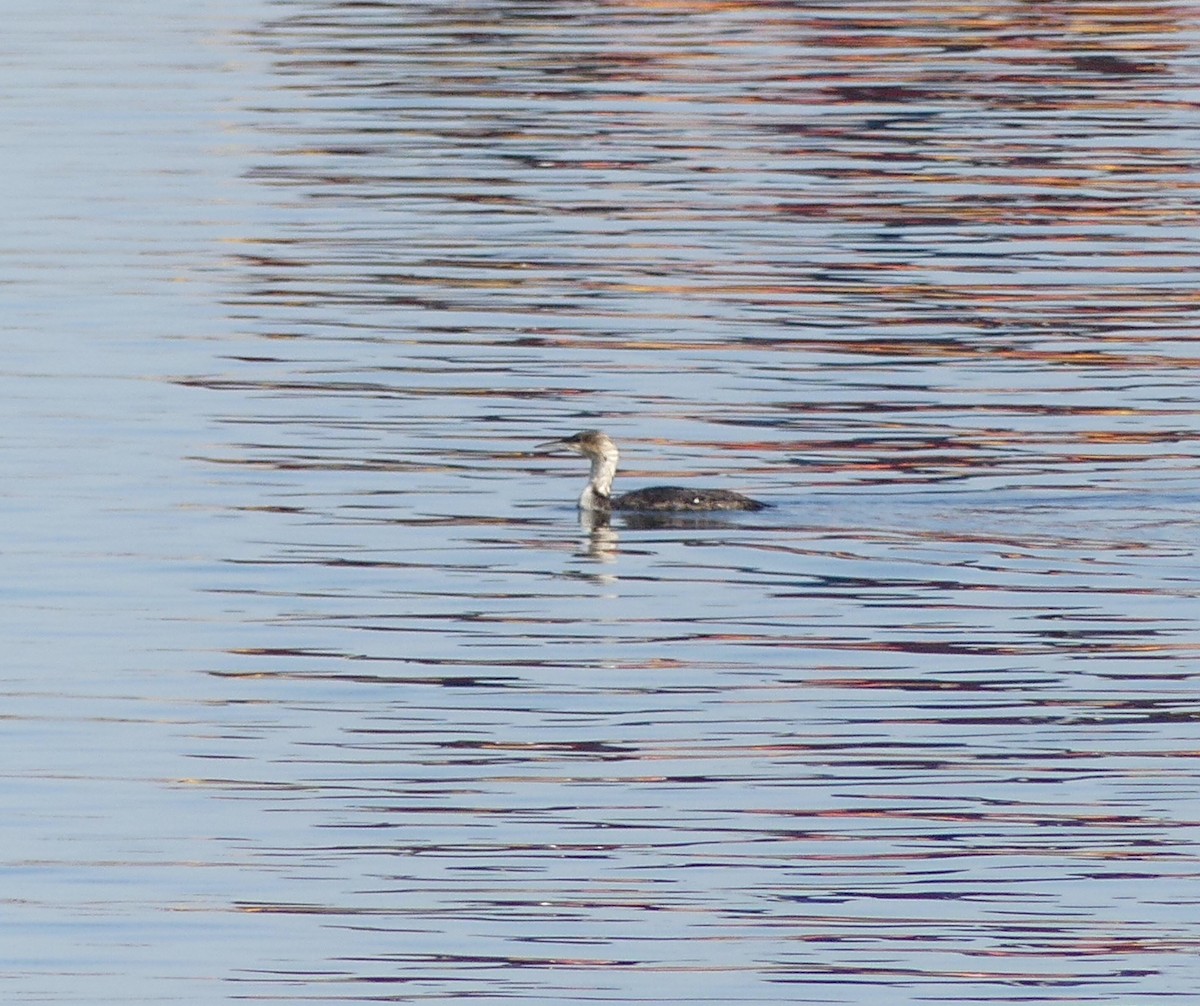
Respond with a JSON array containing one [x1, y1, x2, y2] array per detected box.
[[534, 429, 767, 512]]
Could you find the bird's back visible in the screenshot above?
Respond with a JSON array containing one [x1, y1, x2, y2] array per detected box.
[[613, 485, 766, 512]]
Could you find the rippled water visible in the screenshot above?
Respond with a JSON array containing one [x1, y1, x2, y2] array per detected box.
[[5, 1, 1200, 1002]]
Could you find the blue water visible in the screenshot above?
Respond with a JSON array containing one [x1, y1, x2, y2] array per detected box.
[[3, 1, 1199, 1002]]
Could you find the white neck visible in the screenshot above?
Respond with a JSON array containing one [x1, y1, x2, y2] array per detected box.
[[579, 442, 619, 510]]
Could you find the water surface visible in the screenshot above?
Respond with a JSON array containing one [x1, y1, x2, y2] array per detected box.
[[4, 1, 1199, 1002]]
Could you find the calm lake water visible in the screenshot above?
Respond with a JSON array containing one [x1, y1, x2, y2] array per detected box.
[[4, 1, 1199, 1002]]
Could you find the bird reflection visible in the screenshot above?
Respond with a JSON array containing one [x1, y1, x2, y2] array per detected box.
[[579, 507, 618, 562]]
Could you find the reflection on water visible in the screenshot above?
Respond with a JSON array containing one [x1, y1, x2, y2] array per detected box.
[[5, 0, 1200, 1003]]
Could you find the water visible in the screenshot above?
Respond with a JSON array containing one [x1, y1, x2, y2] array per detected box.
[[4, 1, 1199, 1002]]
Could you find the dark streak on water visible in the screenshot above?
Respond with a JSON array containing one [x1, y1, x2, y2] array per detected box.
[[4, 1, 1200, 1003]]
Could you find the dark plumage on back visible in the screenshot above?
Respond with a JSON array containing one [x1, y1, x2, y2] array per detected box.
[[614, 485, 767, 512]]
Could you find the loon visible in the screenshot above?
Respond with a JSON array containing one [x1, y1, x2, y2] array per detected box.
[[534, 430, 767, 512]]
